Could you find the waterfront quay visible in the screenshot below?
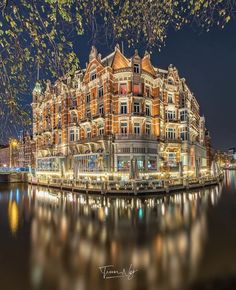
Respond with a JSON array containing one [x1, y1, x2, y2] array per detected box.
[[29, 174, 222, 195]]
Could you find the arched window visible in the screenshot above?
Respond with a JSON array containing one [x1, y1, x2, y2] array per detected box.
[[168, 78, 174, 85]]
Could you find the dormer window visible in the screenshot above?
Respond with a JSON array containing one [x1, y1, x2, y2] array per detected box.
[[90, 70, 96, 81], [168, 78, 174, 85], [134, 63, 140, 74]]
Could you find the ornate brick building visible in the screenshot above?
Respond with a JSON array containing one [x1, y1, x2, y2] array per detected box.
[[32, 45, 209, 181]]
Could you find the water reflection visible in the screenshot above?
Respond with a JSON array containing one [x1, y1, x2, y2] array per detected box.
[[24, 185, 222, 290]]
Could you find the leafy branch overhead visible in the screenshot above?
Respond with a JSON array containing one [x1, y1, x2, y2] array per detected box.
[[0, 0, 235, 140]]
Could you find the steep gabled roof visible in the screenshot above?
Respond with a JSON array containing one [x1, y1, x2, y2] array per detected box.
[[141, 53, 156, 75], [111, 48, 130, 70]]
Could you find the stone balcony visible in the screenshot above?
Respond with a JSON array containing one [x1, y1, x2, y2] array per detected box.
[[115, 134, 157, 141]]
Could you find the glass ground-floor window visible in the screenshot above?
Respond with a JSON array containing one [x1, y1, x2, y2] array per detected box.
[[37, 158, 59, 171], [117, 156, 130, 171], [74, 154, 107, 172], [134, 156, 145, 170], [167, 152, 177, 167], [148, 157, 157, 170]]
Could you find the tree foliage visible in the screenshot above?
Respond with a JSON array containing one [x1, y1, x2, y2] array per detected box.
[[0, 0, 235, 141]]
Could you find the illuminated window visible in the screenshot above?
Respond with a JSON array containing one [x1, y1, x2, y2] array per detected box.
[[133, 84, 141, 95], [167, 152, 177, 166], [120, 83, 127, 95]]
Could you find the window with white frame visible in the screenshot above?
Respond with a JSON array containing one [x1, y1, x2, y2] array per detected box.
[[168, 93, 174, 103], [145, 123, 151, 135], [166, 127, 176, 139], [90, 70, 96, 81], [98, 86, 103, 98], [166, 110, 176, 120], [145, 103, 151, 116], [133, 102, 140, 113], [120, 122, 128, 135], [180, 110, 188, 122], [180, 127, 189, 141], [134, 122, 141, 135], [134, 63, 140, 74], [70, 129, 75, 142], [120, 102, 127, 114]]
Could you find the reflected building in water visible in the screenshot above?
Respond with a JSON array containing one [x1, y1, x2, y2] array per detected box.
[[27, 185, 222, 290]]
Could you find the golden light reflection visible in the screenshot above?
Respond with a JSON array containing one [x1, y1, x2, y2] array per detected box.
[[26, 184, 222, 290], [8, 201, 19, 235]]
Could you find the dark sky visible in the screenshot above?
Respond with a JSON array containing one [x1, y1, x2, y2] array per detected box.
[[75, 21, 236, 151]]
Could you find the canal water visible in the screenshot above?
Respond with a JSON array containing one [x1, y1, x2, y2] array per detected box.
[[0, 171, 236, 290]]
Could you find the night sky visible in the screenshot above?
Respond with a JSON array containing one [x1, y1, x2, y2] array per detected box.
[[74, 20, 236, 151]]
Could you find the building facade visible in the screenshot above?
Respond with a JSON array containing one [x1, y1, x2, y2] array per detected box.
[[18, 132, 36, 169], [0, 145, 10, 167], [32, 46, 209, 181]]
